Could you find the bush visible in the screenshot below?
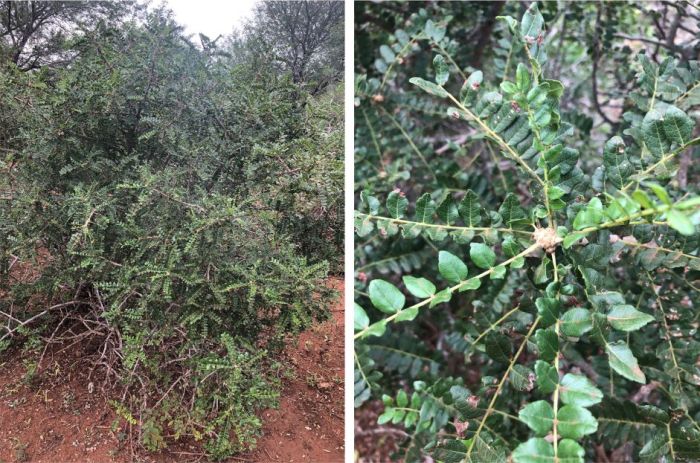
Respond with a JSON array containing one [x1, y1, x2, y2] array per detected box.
[[354, 2, 700, 462], [0, 8, 339, 460]]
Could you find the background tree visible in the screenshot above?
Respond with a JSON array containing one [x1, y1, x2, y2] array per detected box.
[[0, 1, 137, 70], [243, 0, 344, 94]]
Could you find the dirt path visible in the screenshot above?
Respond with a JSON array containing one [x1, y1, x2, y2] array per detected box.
[[0, 278, 344, 463]]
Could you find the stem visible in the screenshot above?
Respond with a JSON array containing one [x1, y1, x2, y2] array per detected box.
[[433, 41, 468, 81], [647, 273, 683, 394], [379, 106, 437, 181], [362, 108, 385, 172], [677, 81, 700, 106], [524, 103, 554, 227], [621, 137, 700, 192], [445, 92, 546, 187], [552, 317, 561, 461], [356, 251, 430, 273], [355, 243, 540, 340], [618, 240, 699, 264], [379, 39, 417, 91], [466, 316, 541, 457], [355, 212, 533, 236], [354, 350, 372, 392], [486, 142, 508, 192], [577, 201, 700, 235], [469, 305, 521, 348]]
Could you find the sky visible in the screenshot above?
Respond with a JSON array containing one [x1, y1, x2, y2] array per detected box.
[[163, 0, 258, 39]]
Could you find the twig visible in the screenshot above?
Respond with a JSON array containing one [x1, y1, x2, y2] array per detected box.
[[0, 300, 82, 342]]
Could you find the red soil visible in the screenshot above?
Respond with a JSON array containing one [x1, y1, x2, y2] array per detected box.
[[0, 278, 344, 463]]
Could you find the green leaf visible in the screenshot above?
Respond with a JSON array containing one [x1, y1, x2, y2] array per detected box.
[[535, 328, 558, 362], [429, 289, 452, 308], [631, 190, 654, 209], [437, 196, 459, 225], [557, 405, 598, 439], [520, 3, 544, 40], [639, 432, 670, 462], [500, 81, 517, 95], [433, 54, 449, 86], [573, 197, 603, 230], [490, 265, 507, 280], [360, 191, 380, 215], [414, 193, 436, 223], [560, 373, 603, 407], [560, 308, 593, 337], [402, 276, 436, 299], [460, 70, 482, 105], [603, 136, 632, 190], [424, 19, 446, 42], [534, 360, 558, 394], [526, 83, 549, 105], [511, 364, 535, 392], [607, 305, 655, 332], [666, 209, 695, 236], [386, 191, 408, 218], [355, 213, 375, 237], [498, 193, 528, 227], [547, 186, 566, 201], [516, 63, 531, 92], [458, 277, 482, 292], [458, 190, 482, 226], [502, 237, 522, 257], [485, 332, 512, 363], [562, 231, 588, 249], [434, 436, 507, 463], [662, 105, 693, 145], [354, 303, 369, 331], [469, 242, 496, 269], [364, 320, 387, 338], [378, 408, 394, 424], [438, 251, 469, 283], [646, 182, 671, 206], [642, 109, 670, 158], [558, 439, 585, 463], [535, 297, 559, 327], [396, 389, 408, 407], [409, 77, 448, 98], [512, 438, 553, 463], [606, 341, 646, 383], [518, 400, 554, 436], [395, 307, 419, 322], [368, 280, 405, 314], [379, 44, 395, 63]]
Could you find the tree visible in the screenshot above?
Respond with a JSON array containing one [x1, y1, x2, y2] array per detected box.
[[0, 1, 136, 70], [246, 0, 343, 94]]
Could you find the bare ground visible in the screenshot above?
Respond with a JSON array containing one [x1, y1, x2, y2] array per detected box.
[[0, 278, 344, 463]]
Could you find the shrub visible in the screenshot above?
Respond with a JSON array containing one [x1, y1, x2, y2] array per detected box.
[[0, 8, 339, 460], [354, 3, 700, 462]]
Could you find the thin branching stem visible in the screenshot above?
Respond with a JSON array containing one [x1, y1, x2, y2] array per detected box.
[[355, 243, 541, 340], [355, 212, 533, 236], [466, 316, 541, 457]]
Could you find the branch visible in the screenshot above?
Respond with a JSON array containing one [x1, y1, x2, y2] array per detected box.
[[355, 212, 533, 236], [355, 243, 540, 340]]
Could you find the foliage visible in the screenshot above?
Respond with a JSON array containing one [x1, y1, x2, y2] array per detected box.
[[0, 0, 138, 70], [231, 0, 344, 95], [0, 2, 342, 460], [354, 2, 700, 462]]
